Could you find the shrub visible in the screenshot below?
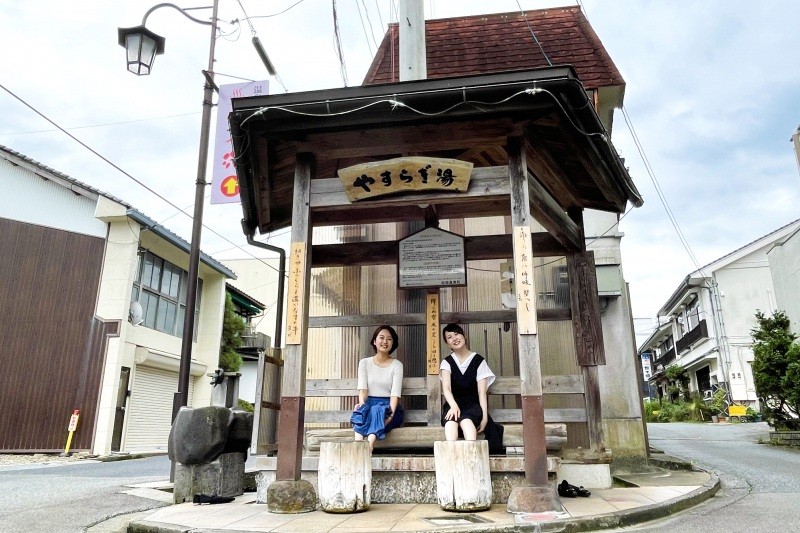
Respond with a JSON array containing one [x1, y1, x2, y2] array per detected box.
[[751, 310, 800, 430]]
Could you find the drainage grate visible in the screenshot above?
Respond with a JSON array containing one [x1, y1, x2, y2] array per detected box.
[[421, 514, 492, 526]]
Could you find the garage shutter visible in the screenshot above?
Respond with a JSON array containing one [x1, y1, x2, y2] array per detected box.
[[125, 366, 194, 453]]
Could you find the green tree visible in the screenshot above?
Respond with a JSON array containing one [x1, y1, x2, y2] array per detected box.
[[219, 292, 246, 373], [664, 364, 690, 402], [750, 310, 800, 430]]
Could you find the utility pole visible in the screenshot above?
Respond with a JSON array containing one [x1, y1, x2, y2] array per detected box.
[[398, 0, 426, 81]]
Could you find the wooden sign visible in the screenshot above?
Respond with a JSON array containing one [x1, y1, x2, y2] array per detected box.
[[285, 242, 307, 344], [513, 225, 537, 334], [426, 292, 441, 375], [338, 157, 473, 202]]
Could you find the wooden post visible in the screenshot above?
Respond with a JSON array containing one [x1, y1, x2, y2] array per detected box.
[[426, 290, 442, 426], [507, 137, 548, 487], [275, 152, 314, 481], [567, 251, 606, 451], [318, 441, 371, 513], [434, 440, 491, 511]]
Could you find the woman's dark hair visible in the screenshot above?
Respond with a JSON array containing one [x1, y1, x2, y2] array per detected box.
[[442, 323, 465, 340], [370, 325, 399, 354]]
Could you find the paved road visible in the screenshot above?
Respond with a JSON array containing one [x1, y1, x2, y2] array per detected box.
[[0, 455, 172, 533], [610, 422, 800, 532]]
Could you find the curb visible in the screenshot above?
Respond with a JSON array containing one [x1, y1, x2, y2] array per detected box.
[[125, 473, 720, 533]]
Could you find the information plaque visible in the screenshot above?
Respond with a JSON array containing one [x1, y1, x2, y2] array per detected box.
[[398, 227, 466, 289]]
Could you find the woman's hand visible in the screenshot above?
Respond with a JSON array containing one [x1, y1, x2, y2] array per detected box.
[[444, 404, 460, 421], [354, 403, 364, 411], [478, 415, 488, 433]]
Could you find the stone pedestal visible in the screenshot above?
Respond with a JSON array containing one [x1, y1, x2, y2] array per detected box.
[[211, 373, 241, 408], [507, 484, 562, 514], [318, 441, 371, 513], [173, 452, 245, 504], [434, 440, 491, 511], [267, 479, 317, 514]]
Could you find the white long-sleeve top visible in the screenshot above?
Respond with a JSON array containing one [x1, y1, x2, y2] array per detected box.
[[357, 357, 403, 397]]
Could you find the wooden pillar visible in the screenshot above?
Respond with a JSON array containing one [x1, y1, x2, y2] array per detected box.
[[567, 250, 606, 451], [434, 440, 491, 511], [275, 152, 314, 481], [426, 290, 442, 426], [507, 137, 548, 487]]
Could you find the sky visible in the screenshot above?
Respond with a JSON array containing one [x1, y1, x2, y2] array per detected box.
[[1, 1, 799, 345]]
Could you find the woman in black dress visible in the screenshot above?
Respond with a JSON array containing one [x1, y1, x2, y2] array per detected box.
[[439, 323, 497, 442]]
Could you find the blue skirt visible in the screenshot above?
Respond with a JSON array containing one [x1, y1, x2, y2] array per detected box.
[[351, 396, 404, 440]]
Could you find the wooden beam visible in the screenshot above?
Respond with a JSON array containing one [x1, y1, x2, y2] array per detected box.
[[291, 118, 527, 160], [302, 408, 586, 424], [307, 308, 570, 328], [560, 128, 628, 211], [527, 173, 583, 252], [310, 232, 566, 267], [523, 133, 581, 208]]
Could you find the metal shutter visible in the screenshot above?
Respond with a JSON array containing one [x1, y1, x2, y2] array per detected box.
[[124, 366, 194, 453]]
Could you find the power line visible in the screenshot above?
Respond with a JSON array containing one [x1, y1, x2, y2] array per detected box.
[[331, 0, 350, 86], [515, 0, 553, 67], [0, 111, 199, 136], [0, 82, 283, 277], [620, 106, 705, 275]]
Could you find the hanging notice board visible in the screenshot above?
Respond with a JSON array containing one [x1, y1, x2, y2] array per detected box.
[[398, 227, 466, 289]]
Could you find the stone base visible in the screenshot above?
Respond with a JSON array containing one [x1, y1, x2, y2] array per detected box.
[[266, 479, 317, 514], [507, 485, 563, 514], [557, 463, 612, 489], [173, 452, 244, 504], [255, 455, 559, 504]]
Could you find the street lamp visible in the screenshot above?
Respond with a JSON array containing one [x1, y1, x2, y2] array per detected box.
[[119, 1, 220, 418]]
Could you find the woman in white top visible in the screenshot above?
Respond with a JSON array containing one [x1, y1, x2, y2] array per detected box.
[[440, 323, 503, 452], [351, 325, 404, 450]]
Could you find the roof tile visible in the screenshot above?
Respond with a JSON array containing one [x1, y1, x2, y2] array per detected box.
[[364, 6, 623, 89]]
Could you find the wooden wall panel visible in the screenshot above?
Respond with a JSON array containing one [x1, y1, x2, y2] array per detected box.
[[0, 218, 107, 451]]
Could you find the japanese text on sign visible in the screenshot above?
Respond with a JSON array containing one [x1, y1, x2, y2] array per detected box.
[[399, 227, 466, 289], [426, 292, 441, 375], [338, 157, 473, 202], [286, 242, 307, 344], [513, 225, 537, 334]]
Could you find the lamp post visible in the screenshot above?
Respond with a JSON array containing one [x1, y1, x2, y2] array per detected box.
[[119, 1, 219, 418]]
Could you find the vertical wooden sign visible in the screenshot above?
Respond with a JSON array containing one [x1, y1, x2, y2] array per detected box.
[[285, 242, 307, 344], [513, 225, 537, 334], [426, 291, 441, 374]]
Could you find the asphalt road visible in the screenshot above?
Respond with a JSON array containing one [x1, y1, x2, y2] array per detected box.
[[0, 455, 172, 533], [610, 422, 800, 532]]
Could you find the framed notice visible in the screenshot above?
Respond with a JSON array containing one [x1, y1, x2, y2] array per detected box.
[[398, 227, 466, 289]]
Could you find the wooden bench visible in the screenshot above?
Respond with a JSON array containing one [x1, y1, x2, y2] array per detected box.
[[303, 375, 583, 452]]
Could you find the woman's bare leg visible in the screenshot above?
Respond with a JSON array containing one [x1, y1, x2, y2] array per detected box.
[[460, 419, 477, 440], [444, 420, 459, 441], [354, 432, 364, 441], [367, 433, 377, 450]]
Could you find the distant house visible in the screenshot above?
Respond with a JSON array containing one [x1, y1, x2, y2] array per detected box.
[[225, 283, 270, 403], [767, 226, 800, 334], [0, 145, 234, 454], [639, 219, 800, 407]]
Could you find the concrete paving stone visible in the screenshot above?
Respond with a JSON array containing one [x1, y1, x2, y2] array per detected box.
[[227, 509, 297, 531], [632, 486, 686, 501], [558, 496, 618, 517], [120, 487, 175, 503], [270, 512, 352, 533]]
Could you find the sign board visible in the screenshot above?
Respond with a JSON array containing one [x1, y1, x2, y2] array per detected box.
[[67, 409, 80, 432], [426, 292, 441, 375], [285, 242, 307, 344], [338, 157, 473, 202], [513, 225, 537, 334], [398, 227, 466, 289], [211, 81, 269, 204]]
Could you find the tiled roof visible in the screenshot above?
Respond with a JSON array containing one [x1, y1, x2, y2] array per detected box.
[[363, 6, 623, 90]]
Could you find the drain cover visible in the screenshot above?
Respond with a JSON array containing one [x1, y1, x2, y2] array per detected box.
[[421, 514, 492, 526]]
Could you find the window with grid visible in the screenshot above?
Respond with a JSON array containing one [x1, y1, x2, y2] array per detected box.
[[130, 251, 202, 339]]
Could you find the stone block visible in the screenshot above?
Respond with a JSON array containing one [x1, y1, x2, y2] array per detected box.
[[173, 452, 245, 504], [266, 479, 317, 514], [169, 406, 232, 465]]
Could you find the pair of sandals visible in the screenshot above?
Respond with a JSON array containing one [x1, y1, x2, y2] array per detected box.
[[558, 480, 591, 498]]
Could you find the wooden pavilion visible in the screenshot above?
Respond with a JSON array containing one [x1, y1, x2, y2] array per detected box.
[[227, 7, 643, 513]]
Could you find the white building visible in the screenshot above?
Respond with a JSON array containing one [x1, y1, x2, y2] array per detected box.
[[639, 219, 800, 406]]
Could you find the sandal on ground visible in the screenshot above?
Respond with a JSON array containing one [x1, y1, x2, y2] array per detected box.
[[558, 480, 577, 498]]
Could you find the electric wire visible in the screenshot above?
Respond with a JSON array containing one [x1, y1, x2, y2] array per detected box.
[[0, 82, 284, 277], [515, 0, 554, 67], [621, 106, 705, 275], [331, 0, 350, 86], [246, 0, 307, 19], [0, 111, 199, 136], [360, 0, 381, 50], [355, 0, 376, 57]]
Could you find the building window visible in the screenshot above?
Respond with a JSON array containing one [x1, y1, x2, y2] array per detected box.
[[131, 251, 202, 339]]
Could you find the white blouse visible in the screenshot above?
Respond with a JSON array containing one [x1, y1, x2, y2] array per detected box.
[[439, 352, 496, 387]]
